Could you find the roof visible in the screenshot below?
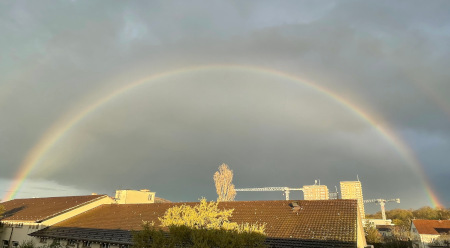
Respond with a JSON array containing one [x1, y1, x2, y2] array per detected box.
[[0, 195, 108, 223], [376, 225, 393, 229], [412, 219, 450, 235], [31, 199, 358, 245]]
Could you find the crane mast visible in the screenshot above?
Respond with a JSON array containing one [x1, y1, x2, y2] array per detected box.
[[364, 198, 400, 223], [235, 187, 303, 200]]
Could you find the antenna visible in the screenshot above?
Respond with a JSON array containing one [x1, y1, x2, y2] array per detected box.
[[357, 175, 360, 181]]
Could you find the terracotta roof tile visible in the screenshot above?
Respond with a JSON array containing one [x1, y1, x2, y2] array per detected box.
[[0, 195, 108, 222], [413, 219, 450, 235], [154, 197, 171, 203], [43, 199, 357, 242]]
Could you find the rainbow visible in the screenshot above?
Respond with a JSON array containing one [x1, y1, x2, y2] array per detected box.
[[3, 65, 444, 207]]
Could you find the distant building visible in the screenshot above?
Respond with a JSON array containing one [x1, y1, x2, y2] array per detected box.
[[364, 219, 395, 238], [364, 219, 393, 226], [329, 191, 339, 200], [340, 181, 365, 220], [303, 184, 329, 200], [411, 219, 450, 248], [114, 189, 155, 204]]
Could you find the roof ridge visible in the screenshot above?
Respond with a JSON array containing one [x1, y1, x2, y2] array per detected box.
[[37, 195, 108, 222], [4, 194, 107, 202]]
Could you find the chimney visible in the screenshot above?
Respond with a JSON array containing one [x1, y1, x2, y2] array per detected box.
[[289, 202, 301, 212]]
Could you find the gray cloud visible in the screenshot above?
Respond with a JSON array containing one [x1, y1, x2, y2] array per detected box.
[[1, 0, 449, 209]]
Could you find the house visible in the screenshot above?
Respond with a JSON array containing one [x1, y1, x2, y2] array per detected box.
[[0, 194, 114, 248], [376, 225, 394, 238], [30, 199, 367, 248], [411, 219, 450, 248], [363, 219, 395, 238], [0, 189, 160, 248]]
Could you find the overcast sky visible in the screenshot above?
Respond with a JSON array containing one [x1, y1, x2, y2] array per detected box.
[[1, 0, 449, 212]]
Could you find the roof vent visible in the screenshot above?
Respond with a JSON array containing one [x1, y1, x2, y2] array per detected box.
[[289, 202, 301, 212]]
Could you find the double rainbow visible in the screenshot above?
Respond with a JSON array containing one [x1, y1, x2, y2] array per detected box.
[[3, 65, 443, 207]]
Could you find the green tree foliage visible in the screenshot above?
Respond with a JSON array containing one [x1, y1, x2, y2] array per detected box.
[[17, 240, 64, 248], [413, 206, 440, 220], [365, 212, 382, 219], [0, 204, 5, 217], [132, 223, 267, 248], [364, 224, 382, 244], [437, 208, 450, 220], [133, 199, 267, 247], [431, 233, 450, 247], [159, 198, 265, 234], [383, 226, 411, 246], [19, 241, 35, 248], [388, 209, 414, 229], [133, 223, 166, 248]]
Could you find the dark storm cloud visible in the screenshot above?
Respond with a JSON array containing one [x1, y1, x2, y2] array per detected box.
[[1, 0, 449, 208]]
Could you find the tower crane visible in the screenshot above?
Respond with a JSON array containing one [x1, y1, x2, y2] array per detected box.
[[235, 187, 303, 200], [364, 198, 400, 222]]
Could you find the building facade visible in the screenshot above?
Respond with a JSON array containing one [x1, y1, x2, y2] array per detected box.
[[114, 189, 155, 204], [340, 181, 365, 220], [302, 184, 329, 200]]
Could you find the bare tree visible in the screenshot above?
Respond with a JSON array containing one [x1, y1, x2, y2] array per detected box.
[[214, 163, 236, 202]]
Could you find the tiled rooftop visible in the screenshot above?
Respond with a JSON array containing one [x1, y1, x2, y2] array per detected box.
[[154, 197, 171, 203], [413, 219, 450, 235], [0, 195, 108, 222], [33, 199, 358, 242]]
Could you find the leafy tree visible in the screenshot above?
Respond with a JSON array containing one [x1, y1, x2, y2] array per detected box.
[[364, 224, 382, 244], [133, 224, 267, 248], [387, 209, 414, 229], [159, 198, 265, 234], [431, 233, 450, 247], [133, 223, 166, 248], [413, 206, 440, 220], [19, 241, 35, 248], [436, 208, 450, 220], [134, 199, 267, 248], [214, 163, 236, 202], [365, 212, 382, 219], [0, 204, 4, 217]]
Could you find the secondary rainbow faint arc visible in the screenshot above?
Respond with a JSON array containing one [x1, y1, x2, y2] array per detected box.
[[4, 65, 443, 207]]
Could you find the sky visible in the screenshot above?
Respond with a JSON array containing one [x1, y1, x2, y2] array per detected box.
[[1, 0, 449, 213]]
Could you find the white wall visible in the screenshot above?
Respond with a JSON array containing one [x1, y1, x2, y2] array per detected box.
[[1, 223, 43, 248]]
